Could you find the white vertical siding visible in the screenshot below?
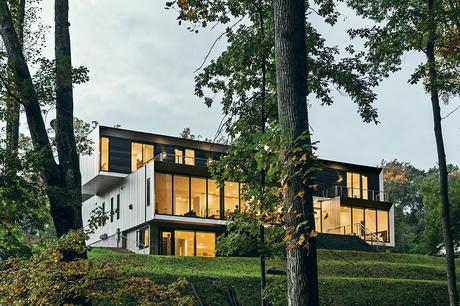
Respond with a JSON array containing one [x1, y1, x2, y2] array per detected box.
[[80, 126, 99, 185], [82, 159, 155, 249]]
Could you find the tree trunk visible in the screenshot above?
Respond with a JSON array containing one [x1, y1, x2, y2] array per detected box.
[[426, 1, 458, 305], [54, 0, 84, 248], [258, 2, 268, 305], [0, 0, 85, 261], [5, 0, 25, 155], [272, 0, 319, 305]]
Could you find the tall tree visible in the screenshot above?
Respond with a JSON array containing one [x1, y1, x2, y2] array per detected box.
[[272, 0, 318, 304], [0, 0, 85, 260], [347, 0, 460, 304]]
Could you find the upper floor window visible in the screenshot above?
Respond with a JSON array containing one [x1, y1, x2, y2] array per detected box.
[[346, 172, 368, 199], [131, 142, 154, 172], [100, 137, 109, 171], [185, 149, 195, 165], [175, 149, 183, 164]]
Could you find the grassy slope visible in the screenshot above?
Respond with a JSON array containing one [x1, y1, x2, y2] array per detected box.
[[89, 248, 458, 306]]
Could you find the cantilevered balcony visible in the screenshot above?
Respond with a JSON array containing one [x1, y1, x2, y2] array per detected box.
[[322, 185, 389, 202]]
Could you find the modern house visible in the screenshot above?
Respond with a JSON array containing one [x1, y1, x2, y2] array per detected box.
[[80, 126, 394, 256]]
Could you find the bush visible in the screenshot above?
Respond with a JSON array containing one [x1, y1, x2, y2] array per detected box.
[[0, 230, 194, 305]]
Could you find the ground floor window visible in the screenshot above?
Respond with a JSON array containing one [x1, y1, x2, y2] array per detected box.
[[137, 227, 149, 249], [160, 229, 216, 257]]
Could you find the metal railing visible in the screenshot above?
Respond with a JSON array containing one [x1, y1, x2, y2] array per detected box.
[[326, 223, 386, 250], [154, 153, 211, 167], [322, 185, 389, 202]]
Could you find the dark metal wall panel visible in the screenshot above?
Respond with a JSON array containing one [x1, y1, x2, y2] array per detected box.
[[108, 137, 131, 173]]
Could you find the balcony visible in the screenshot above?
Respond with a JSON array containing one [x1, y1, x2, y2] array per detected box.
[[154, 153, 211, 167], [322, 185, 389, 202]]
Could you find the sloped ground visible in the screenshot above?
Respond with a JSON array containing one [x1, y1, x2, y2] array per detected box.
[[89, 248, 458, 305]]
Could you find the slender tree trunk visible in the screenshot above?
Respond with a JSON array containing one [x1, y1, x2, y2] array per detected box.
[[5, 0, 25, 155], [272, 0, 319, 305], [427, 1, 458, 305], [258, 2, 267, 305]]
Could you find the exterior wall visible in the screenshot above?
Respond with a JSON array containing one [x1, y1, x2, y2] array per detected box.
[[82, 160, 155, 246], [80, 126, 99, 186]]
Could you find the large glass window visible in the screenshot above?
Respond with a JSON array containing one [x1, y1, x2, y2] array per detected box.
[[155, 173, 172, 214], [175, 230, 194, 256], [191, 177, 206, 217], [340, 206, 352, 234], [185, 149, 195, 165], [131, 142, 143, 172], [224, 181, 239, 219], [321, 199, 340, 234], [100, 137, 109, 171], [196, 232, 216, 257], [137, 227, 149, 248], [377, 210, 389, 242], [365, 208, 377, 240], [207, 179, 220, 219], [131, 142, 154, 172], [174, 175, 190, 216], [347, 172, 368, 199]]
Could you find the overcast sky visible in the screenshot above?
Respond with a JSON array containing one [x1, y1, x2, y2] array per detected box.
[[37, 0, 459, 170]]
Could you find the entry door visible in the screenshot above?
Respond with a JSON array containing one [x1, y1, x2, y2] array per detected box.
[[161, 231, 173, 255]]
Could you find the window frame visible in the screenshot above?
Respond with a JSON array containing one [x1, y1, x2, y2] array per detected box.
[[130, 141, 155, 172]]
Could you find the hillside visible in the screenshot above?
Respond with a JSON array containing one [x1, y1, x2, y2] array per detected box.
[[89, 248, 458, 305]]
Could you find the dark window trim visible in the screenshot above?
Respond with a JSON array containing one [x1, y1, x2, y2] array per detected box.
[[110, 197, 114, 222], [146, 178, 151, 207], [116, 194, 120, 220]]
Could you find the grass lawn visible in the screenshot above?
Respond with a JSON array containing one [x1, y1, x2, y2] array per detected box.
[[89, 248, 458, 305]]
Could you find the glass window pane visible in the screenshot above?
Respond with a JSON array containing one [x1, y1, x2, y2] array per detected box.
[[175, 149, 183, 164], [191, 177, 206, 217], [131, 142, 143, 172], [207, 179, 220, 219], [175, 230, 194, 256], [352, 207, 364, 239], [174, 175, 190, 216], [143, 144, 154, 163], [314, 200, 322, 233], [362, 175, 368, 200], [196, 232, 215, 257], [185, 149, 195, 165], [224, 181, 239, 219], [365, 208, 377, 240], [346, 172, 352, 197], [100, 137, 109, 171], [321, 199, 340, 234], [340, 206, 352, 234], [377, 210, 389, 242], [155, 173, 172, 214], [144, 228, 150, 247], [352, 172, 360, 198]]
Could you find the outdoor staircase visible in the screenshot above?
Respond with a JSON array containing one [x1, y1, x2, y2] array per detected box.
[[316, 233, 377, 252]]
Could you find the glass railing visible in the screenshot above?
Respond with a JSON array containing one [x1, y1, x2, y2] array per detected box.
[[322, 185, 389, 202], [154, 153, 211, 167]]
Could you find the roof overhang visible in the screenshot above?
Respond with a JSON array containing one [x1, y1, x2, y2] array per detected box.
[[82, 171, 128, 196]]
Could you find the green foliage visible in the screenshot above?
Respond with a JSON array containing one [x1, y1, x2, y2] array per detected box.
[[0, 231, 194, 305], [383, 159, 460, 254], [217, 210, 285, 257], [347, 0, 460, 102], [0, 147, 49, 259], [417, 166, 460, 254]]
